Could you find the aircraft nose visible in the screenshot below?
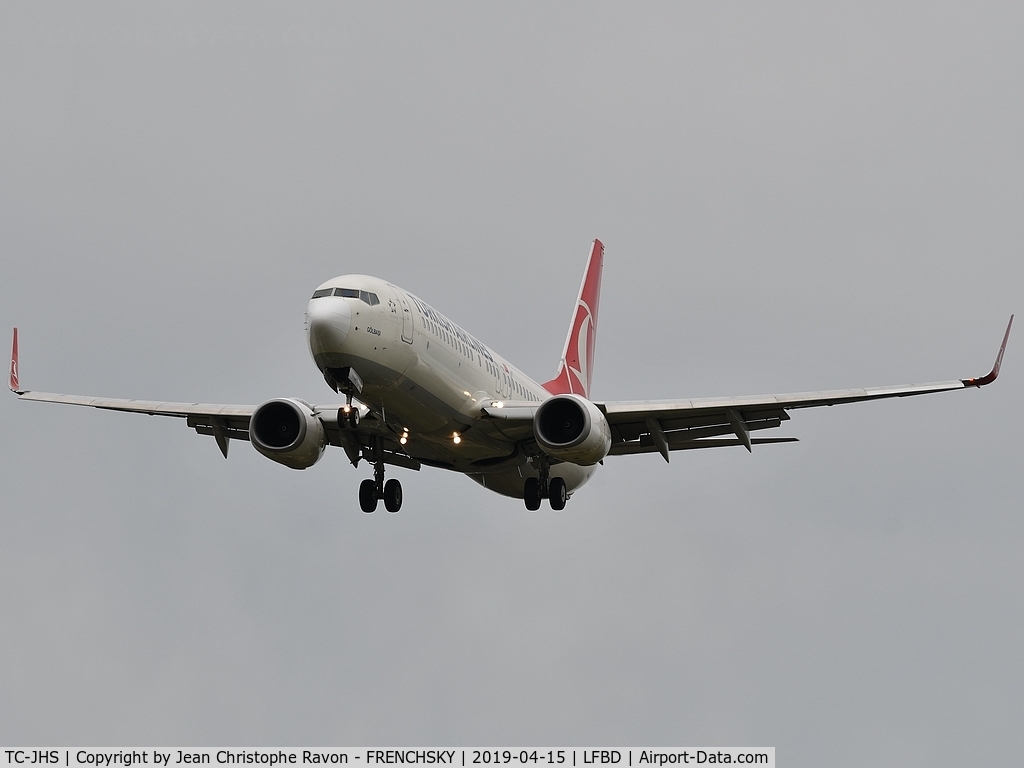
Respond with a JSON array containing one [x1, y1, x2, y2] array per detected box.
[[306, 296, 352, 356]]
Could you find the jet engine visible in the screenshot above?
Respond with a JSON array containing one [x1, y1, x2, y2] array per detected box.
[[249, 398, 327, 470], [534, 394, 612, 466]]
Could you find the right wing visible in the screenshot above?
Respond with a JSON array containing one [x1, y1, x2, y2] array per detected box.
[[14, 389, 418, 469], [10, 329, 416, 468], [14, 390, 256, 456]]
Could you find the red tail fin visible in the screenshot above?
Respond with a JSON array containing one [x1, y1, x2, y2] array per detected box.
[[10, 328, 20, 392], [543, 239, 604, 399]]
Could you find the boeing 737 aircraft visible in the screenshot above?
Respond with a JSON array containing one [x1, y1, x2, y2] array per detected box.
[[9, 240, 1013, 512]]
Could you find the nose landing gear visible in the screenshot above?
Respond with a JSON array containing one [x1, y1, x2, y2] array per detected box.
[[340, 397, 360, 429], [359, 458, 403, 513]]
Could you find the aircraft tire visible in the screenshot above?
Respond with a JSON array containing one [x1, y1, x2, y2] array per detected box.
[[359, 478, 378, 513], [523, 477, 542, 510], [383, 478, 403, 513], [549, 477, 567, 510], [348, 409, 360, 428]]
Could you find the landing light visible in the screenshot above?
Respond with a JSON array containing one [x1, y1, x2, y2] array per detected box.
[[452, 432, 462, 445]]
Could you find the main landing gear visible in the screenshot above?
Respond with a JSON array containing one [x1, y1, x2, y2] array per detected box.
[[523, 462, 567, 511], [359, 459, 402, 513]]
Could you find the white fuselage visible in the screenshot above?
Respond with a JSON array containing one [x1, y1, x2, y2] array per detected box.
[[305, 274, 596, 498]]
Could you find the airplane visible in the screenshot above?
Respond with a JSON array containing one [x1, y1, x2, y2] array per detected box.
[[8, 240, 1013, 513]]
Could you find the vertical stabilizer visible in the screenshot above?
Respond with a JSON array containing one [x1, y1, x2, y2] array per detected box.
[[543, 239, 604, 399]]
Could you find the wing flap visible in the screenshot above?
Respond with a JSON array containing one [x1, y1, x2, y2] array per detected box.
[[610, 436, 799, 456], [192, 424, 251, 441]]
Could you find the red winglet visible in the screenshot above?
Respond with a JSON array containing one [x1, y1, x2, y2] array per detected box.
[[962, 314, 1013, 387], [10, 327, 20, 393]]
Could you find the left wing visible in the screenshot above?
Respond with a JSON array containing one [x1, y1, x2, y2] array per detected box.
[[599, 315, 1012, 461], [483, 316, 1012, 462]]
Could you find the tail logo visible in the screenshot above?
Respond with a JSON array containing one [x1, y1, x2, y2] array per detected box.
[[9, 328, 19, 392], [543, 239, 604, 399], [566, 300, 594, 396]]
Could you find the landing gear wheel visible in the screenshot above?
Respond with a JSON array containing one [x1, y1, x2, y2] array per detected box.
[[383, 478, 403, 513], [359, 478, 378, 513], [523, 477, 542, 511], [339, 403, 360, 429], [549, 477, 567, 510]]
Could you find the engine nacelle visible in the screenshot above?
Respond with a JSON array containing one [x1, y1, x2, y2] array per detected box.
[[534, 394, 612, 466], [249, 398, 327, 470]]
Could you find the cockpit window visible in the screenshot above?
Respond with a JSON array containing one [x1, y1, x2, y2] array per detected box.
[[312, 287, 379, 305]]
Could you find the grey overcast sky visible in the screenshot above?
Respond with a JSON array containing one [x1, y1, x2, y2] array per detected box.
[[1, 3, 1022, 765]]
